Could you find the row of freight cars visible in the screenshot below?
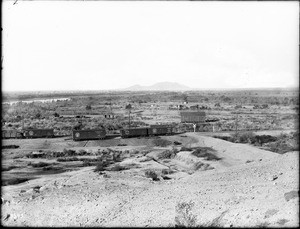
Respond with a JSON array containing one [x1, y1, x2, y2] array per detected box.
[[2, 125, 176, 141], [2, 129, 54, 139], [72, 125, 175, 140], [120, 125, 175, 138]]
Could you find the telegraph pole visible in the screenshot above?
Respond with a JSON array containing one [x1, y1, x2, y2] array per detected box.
[[126, 104, 132, 129], [129, 109, 131, 129], [235, 113, 238, 135]]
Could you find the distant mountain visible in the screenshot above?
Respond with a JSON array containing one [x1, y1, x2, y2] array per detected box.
[[123, 82, 192, 91]]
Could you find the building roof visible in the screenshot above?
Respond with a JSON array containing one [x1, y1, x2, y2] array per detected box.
[[180, 111, 206, 116]]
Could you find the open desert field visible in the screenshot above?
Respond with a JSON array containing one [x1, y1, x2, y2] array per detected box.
[[1, 131, 299, 227], [2, 89, 299, 227]]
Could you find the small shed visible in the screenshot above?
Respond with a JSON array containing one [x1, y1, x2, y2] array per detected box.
[[180, 111, 206, 123]]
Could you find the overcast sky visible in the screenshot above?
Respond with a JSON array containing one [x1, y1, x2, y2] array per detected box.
[[2, 1, 299, 91]]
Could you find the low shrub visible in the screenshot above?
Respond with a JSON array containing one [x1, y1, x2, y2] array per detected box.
[[145, 170, 159, 181], [42, 166, 62, 171], [175, 201, 197, 227], [2, 177, 33, 186], [162, 175, 172, 180], [213, 135, 234, 142], [117, 143, 127, 146], [180, 146, 193, 151], [112, 151, 122, 162], [158, 150, 176, 159], [63, 148, 76, 157], [193, 161, 214, 171], [2, 145, 19, 149], [57, 157, 79, 162], [77, 149, 87, 156], [238, 131, 255, 143], [82, 160, 93, 167], [109, 164, 127, 171], [162, 169, 175, 175], [30, 162, 51, 168], [2, 165, 18, 171], [173, 141, 182, 145], [94, 159, 110, 172], [153, 139, 172, 147], [192, 147, 221, 161]]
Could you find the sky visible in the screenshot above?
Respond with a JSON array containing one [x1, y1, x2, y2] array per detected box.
[[2, 1, 299, 91]]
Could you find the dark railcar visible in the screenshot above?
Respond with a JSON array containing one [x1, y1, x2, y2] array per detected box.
[[23, 129, 54, 138], [120, 127, 148, 138], [72, 129, 106, 141], [2, 130, 23, 139], [148, 125, 174, 136]]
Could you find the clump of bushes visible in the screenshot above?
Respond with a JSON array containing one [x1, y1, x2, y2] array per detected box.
[[2, 145, 19, 149], [109, 164, 128, 171], [63, 149, 76, 157], [77, 149, 87, 156], [94, 160, 110, 172], [254, 135, 277, 145], [213, 135, 233, 142], [145, 170, 159, 181], [2, 177, 33, 186], [82, 160, 93, 167], [112, 151, 122, 162], [157, 148, 178, 159], [29, 161, 51, 168], [57, 157, 79, 162], [193, 161, 214, 171], [117, 143, 127, 146], [214, 132, 278, 146], [2, 165, 18, 171], [237, 131, 255, 143], [180, 146, 193, 151], [153, 139, 172, 147], [162, 169, 176, 175], [192, 147, 221, 161], [173, 141, 182, 145]]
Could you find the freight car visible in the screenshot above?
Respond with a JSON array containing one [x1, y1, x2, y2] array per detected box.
[[120, 127, 148, 138], [120, 125, 176, 138], [2, 129, 23, 139], [148, 125, 175, 136], [23, 129, 55, 138], [72, 129, 106, 141]]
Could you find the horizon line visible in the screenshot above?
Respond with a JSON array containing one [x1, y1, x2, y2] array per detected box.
[[2, 86, 299, 93]]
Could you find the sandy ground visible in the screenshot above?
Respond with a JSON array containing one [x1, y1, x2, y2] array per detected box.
[[1, 133, 299, 227]]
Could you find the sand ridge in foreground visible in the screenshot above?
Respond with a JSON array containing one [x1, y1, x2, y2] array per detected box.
[[1, 134, 299, 227]]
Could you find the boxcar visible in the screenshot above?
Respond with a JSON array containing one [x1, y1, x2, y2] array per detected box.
[[148, 125, 174, 136], [2, 130, 23, 139], [72, 129, 106, 141], [23, 129, 54, 138], [120, 127, 148, 138]]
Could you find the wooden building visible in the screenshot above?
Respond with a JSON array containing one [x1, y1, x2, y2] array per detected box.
[[180, 111, 206, 123]]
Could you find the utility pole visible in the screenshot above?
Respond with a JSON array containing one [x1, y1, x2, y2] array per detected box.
[[129, 109, 131, 129], [125, 104, 132, 129], [235, 113, 238, 135]]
